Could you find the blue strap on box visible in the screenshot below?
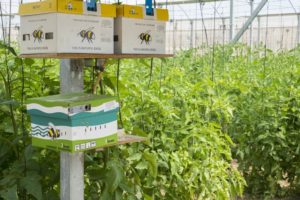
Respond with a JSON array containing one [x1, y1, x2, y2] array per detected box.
[[86, 0, 97, 12], [145, 0, 154, 16]]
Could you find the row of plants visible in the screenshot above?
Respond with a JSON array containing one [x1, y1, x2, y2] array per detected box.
[[0, 41, 299, 199], [226, 46, 300, 198]]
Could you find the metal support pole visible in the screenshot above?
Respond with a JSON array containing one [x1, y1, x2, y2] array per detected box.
[[173, 20, 177, 52], [179, 22, 182, 49], [190, 20, 194, 48], [231, 0, 268, 43], [8, 0, 12, 45], [257, 16, 261, 45], [229, 0, 234, 41], [249, 0, 254, 50], [60, 59, 84, 200], [297, 14, 300, 44], [222, 18, 226, 45]]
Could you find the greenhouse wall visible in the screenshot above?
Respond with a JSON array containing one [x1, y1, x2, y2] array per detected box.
[[166, 14, 300, 53]]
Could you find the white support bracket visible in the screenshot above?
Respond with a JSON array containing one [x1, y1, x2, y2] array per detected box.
[[231, 0, 268, 44]]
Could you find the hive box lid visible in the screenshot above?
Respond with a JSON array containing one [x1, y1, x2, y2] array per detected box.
[[19, 0, 116, 18], [116, 4, 169, 21], [26, 93, 116, 108]]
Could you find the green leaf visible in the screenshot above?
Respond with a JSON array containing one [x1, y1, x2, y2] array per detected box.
[[20, 172, 42, 200], [119, 180, 135, 195], [24, 58, 35, 66], [0, 42, 17, 56], [144, 193, 153, 200], [0, 184, 18, 200], [143, 152, 157, 178], [43, 189, 59, 200], [100, 186, 113, 200], [126, 153, 142, 162], [105, 160, 123, 193], [86, 168, 106, 180], [135, 161, 148, 170], [114, 188, 122, 200], [132, 127, 148, 137]]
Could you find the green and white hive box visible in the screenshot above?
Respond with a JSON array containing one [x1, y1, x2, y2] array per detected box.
[[26, 93, 119, 152]]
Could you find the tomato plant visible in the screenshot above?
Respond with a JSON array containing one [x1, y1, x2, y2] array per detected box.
[[2, 41, 299, 199]]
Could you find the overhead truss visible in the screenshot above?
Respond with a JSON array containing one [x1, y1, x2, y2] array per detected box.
[[156, 0, 225, 6]]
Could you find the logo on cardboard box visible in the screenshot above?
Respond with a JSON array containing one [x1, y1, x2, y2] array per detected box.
[[139, 30, 152, 45], [33, 26, 44, 42], [78, 27, 96, 43]]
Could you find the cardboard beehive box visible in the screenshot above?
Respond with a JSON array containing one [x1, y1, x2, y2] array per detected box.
[[26, 93, 119, 152], [114, 5, 169, 54], [19, 0, 116, 55]]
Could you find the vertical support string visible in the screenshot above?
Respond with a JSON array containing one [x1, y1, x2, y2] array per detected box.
[[117, 59, 123, 128]]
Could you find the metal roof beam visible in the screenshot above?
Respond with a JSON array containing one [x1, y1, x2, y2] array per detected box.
[[157, 0, 225, 6], [170, 12, 300, 22], [176, 4, 191, 20], [231, 0, 268, 43]]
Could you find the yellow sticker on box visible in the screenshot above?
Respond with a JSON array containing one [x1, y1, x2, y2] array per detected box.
[[19, 0, 116, 17], [156, 9, 169, 21], [19, 0, 57, 16], [57, 0, 83, 15], [101, 4, 116, 18], [117, 5, 144, 19]]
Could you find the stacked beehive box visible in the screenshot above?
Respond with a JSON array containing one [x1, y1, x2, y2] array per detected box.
[[114, 4, 169, 54], [19, 0, 116, 54]]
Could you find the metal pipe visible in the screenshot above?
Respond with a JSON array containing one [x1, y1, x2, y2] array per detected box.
[[257, 16, 261, 45], [190, 20, 194, 48], [156, 0, 225, 6], [231, 0, 268, 43], [229, 0, 234, 41], [8, 0, 12, 45], [297, 14, 300, 44], [249, 0, 254, 50], [171, 12, 300, 22]]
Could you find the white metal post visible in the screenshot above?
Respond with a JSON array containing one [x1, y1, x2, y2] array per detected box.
[[180, 22, 182, 49], [249, 0, 254, 50], [173, 20, 177, 52], [190, 20, 194, 48], [221, 18, 225, 45], [229, 0, 235, 41], [297, 14, 300, 44], [231, 0, 268, 43], [60, 59, 84, 200], [257, 16, 261, 45]]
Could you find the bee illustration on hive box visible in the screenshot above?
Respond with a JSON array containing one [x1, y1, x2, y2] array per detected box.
[[32, 26, 43, 42], [139, 30, 152, 45], [78, 27, 96, 43], [48, 122, 60, 140]]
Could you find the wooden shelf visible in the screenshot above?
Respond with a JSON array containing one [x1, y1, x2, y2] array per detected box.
[[20, 53, 174, 59], [96, 130, 147, 151]]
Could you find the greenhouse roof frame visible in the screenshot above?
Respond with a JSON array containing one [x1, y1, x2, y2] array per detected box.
[[156, 0, 225, 6]]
